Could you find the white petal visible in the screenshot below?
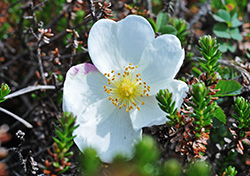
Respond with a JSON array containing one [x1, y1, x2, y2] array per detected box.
[[129, 96, 167, 131], [73, 98, 142, 163], [63, 63, 108, 117], [88, 19, 122, 74], [88, 15, 155, 74], [138, 34, 185, 86], [129, 79, 188, 131], [164, 79, 188, 109], [116, 15, 155, 65]]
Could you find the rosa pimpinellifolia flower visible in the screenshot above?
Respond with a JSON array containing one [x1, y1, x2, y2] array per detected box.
[[63, 15, 188, 163]]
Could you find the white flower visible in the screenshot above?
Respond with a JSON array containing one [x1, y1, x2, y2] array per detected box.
[[63, 15, 188, 163]]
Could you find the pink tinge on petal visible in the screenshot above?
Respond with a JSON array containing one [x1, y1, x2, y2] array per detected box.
[[71, 63, 98, 76], [72, 66, 80, 76], [83, 63, 98, 74]]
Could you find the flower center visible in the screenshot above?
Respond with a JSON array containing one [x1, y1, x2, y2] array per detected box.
[[104, 63, 150, 112]]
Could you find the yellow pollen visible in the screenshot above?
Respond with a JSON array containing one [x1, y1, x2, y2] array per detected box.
[[103, 64, 150, 112]]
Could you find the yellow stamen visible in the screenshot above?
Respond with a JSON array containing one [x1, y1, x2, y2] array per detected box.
[[103, 64, 150, 112]]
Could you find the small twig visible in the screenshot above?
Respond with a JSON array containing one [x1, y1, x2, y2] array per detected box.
[[33, 0, 49, 10], [37, 46, 47, 85], [191, 57, 250, 82], [0, 107, 33, 128], [0, 15, 90, 72], [188, 0, 212, 29], [163, 0, 175, 14], [4, 85, 56, 100], [218, 59, 250, 82], [42, 50, 88, 61], [87, 0, 97, 22], [0, 0, 25, 17], [145, 0, 152, 12]]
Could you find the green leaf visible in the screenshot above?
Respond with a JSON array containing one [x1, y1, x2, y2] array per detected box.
[[231, 13, 242, 27], [213, 106, 226, 124], [213, 9, 230, 22], [213, 23, 231, 39], [191, 67, 202, 78], [53, 162, 60, 168], [218, 42, 228, 53], [214, 80, 242, 97], [227, 41, 236, 53], [230, 28, 243, 41], [0, 83, 11, 103], [160, 25, 177, 35], [147, 18, 157, 33], [156, 11, 169, 32]]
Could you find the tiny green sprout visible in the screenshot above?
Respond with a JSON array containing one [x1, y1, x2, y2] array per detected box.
[[43, 112, 79, 175], [0, 83, 11, 103], [232, 96, 250, 131], [133, 135, 159, 176], [189, 82, 217, 134], [53, 112, 79, 157], [81, 148, 101, 176], [196, 35, 221, 81], [164, 159, 182, 176], [170, 18, 190, 46], [187, 161, 210, 176], [223, 166, 237, 176], [156, 89, 180, 125]]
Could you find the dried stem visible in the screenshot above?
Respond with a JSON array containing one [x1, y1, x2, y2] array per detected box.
[[87, 0, 97, 22], [37, 46, 47, 85], [4, 85, 56, 100], [0, 107, 33, 128]]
